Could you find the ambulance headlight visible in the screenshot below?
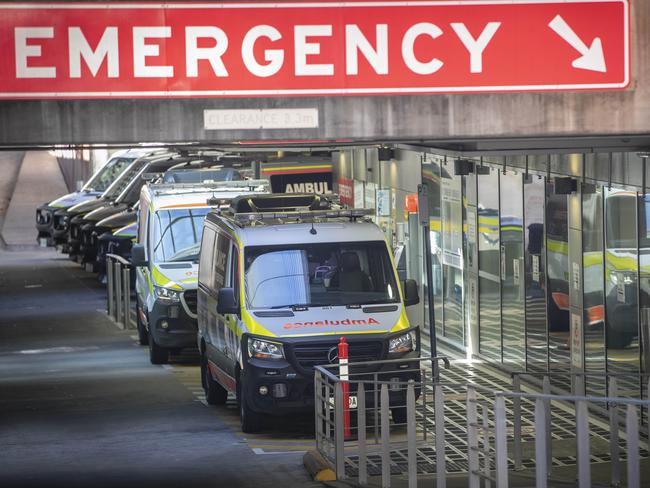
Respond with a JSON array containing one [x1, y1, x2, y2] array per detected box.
[[389, 330, 416, 354], [248, 338, 284, 360], [154, 286, 181, 303]]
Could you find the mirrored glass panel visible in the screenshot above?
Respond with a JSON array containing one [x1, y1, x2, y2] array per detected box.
[[478, 167, 501, 361], [605, 188, 640, 397], [582, 188, 606, 396], [441, 165, 464, 344], [524, 176, 548, 372], [421, 160, 444, 341], [546, 183, 571, 375], [500, 171, 525, 369], [464, 172, 478, 350], [639, 194, 650, 394]]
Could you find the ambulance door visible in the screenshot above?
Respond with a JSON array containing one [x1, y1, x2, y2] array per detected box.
[[221, 241, 241, 378], [210, 230, 231, 376], [135, 198, 150, 306], [197, 225, 216, 345]]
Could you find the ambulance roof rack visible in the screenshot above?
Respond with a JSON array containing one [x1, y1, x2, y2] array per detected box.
[[228, 193, 331, 213], [220, 194, 373, 226], [149, 179, 269, 196]]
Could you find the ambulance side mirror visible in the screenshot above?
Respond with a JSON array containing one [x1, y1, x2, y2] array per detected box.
[[217, 287, 239, 315], [403, 279, 419, 306], [131, 244, 148, 267]]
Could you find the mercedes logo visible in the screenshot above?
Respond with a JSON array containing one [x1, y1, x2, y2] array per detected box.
[[327, 346, 338, 363]]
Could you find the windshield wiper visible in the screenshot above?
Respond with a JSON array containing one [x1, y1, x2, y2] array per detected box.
[[345, 299, 397, 308]]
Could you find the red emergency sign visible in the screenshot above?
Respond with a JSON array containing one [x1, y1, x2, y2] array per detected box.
[[0, 1, 629, 99]]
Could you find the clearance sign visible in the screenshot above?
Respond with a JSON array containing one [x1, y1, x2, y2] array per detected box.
[[0, 1, 629, 99]]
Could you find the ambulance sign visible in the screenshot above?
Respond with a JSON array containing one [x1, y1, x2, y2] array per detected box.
[[0, 1, 629, 99]]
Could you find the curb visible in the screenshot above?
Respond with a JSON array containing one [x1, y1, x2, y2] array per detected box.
[[303, 449, 336, 482]]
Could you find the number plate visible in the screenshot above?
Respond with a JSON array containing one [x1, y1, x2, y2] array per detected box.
[[348, 395, 358, 409], [327, 395, 358, 409]]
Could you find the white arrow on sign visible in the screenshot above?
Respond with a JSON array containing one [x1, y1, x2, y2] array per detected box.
[[548, 14, 607, 73]]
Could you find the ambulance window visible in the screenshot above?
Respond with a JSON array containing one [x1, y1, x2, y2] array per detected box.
[[138, 198, 148, 245], [212, 231, 230, 291], [229, 244, 240, 299], [244, 241, 399, 309], [199, 227, 215, 288], [152, 208, 210, 263]]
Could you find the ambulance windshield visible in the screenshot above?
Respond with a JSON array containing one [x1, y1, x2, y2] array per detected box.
[[152, 208, 211, 263], [244, 241, 400, 310], [83, 157, 134, 193]]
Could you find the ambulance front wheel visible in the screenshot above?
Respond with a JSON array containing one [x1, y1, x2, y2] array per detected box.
[[202, 356, 228, 405], [237, 377, 263, 433], [136, 297, 148, 346], [149, 333, 168, 365]]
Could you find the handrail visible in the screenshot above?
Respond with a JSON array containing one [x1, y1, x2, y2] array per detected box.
[[511, 370, 650, 379], [105, 254, 132, 329], [106, 253, 132, 267], [314, 355, 451, 383], [315, 356, 648, 488], [497, 390, 650, 406], [493, 387, 647, 488]]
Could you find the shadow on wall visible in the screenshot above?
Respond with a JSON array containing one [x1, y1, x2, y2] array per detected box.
[[57, 156, 92, 193], [0, 151, 25, 226]]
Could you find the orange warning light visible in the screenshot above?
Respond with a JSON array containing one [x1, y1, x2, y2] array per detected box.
[[404, 194, 419, 213]]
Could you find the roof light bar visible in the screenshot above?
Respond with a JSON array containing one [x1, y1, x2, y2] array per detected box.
[[232, 207, 373, 225], [151, 179, 269, 195]]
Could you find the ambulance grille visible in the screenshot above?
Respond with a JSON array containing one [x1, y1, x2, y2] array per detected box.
[[183, 290, 197, 314], [292, 341, 383, 372]]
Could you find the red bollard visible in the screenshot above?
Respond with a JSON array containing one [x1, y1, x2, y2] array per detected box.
[[338, 336, 351, 439]]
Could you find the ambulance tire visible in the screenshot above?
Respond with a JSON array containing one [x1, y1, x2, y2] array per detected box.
[[202, 356, 228, 405], [238, 377, 263, 433], [149, 333, 168, 365], [136, 298, 148, 346], [391, 407, 408, 424]]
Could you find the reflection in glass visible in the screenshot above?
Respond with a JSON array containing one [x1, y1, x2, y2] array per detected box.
[[582, 189, 606, 396], [604, 188, 640, 397], [152, 208, 211, 263], [546, 184, 571, 376], [441, 166, 464, 344], [524, 176, 548, 372], [463, 172, 477, 350], [478, 167, 501, 361], [421, 161, 444, 341], [639, 194, 650, 396], [500, 172, 525, 369]]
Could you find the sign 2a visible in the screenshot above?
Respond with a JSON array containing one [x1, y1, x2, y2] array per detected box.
[[0, 1, 629, 99]]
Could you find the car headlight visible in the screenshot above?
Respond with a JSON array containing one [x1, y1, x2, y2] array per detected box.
[[248, 338, 284, 360], [154, 286, 181, 303], [389, 330, 417, 354]]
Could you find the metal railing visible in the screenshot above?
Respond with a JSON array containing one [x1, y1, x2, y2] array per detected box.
[[493, 390, 649, 488], [510, 370, 650, 487], [314, 356, 451, 486], [106, 253, 133, 329], [315, 358, 650, 488]]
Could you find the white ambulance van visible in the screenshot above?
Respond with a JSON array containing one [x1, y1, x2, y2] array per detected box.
[[197, 194, 420, 432], [131, 180, 268, 364]]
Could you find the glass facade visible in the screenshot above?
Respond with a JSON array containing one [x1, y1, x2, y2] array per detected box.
[[419, 157, 647, 391], [478, 167, 501, 360], [524, 176, 547, 373], [441, 168, 464, 344]]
